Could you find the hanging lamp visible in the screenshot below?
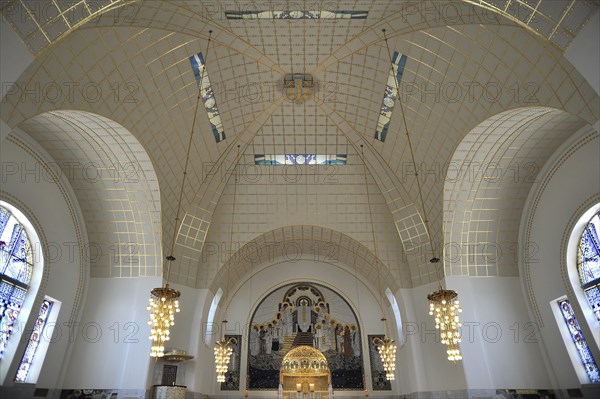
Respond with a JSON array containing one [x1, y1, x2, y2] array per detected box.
[[382, 29, 463, 362], [146, 30, 213, 357]]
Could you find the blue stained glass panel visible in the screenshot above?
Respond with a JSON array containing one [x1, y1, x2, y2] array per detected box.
[[0, 205, 35, 359], [558, 299, 600, 383], [15, 299, 53, 383], [225, 10, 368, 19], [0, 282, 26, 358], [375, 52, 407, 142], [255, 154, 347, 165], [0, 250, 10, 273], [189, 52, 226, 143], [0, 208, 9, 235], [578, 212, 600, 285], [584, 285, 600, 323]]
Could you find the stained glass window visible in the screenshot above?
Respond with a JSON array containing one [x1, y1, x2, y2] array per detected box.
[[225, 10, 368, 19], [190, 52, 226, 143], [577, 212, 600, 322], [15, 299, 53, 383], [0, 205, 35, 359], [375, 52, 407, 142], [557, 299, 600, 383], [255, 154, 347, 165]]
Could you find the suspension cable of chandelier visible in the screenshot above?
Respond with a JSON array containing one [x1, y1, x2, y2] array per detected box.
[[146, 31, 212, 359], [223, 144, 240, 332], [360, 144, 388, 335], [361, 142, 397, 380], [213, 145, 240, 383], [382, 29, 442, 284], [382, 29, 463, 362], [165, 30, 213, 282]]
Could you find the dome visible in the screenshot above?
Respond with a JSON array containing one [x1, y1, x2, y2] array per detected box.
[[280, 346, 329, 375]]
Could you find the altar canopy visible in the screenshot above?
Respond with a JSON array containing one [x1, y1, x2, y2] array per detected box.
[[280, 346, 331, 393]]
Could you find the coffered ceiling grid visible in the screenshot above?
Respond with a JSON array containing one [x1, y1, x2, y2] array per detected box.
[[310, 21, 597, 284], [18, 110, 162, 278], [444, 107, 587, 277], [249, 100, 350, 156], [1, 0, 598, 289], [3, 1, 595, 56], [209, 225, 400, 303], [325, 45, 390, 143], [463, 0, 598, 50], [219, 0, 387, 70], [184, 146, 409, 289], [0, 25, 281, 262]]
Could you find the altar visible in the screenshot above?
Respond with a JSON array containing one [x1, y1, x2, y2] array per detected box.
[[279, 346, 332, 399]]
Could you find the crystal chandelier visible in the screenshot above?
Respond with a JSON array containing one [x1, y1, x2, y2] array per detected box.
[[147, 280, 180, 357], [146, 31, 213, 357], [372, 336, 397, 380], [382, 29, 463, 363], [427, 280, 463, 361], [214, 332, 237, 382]]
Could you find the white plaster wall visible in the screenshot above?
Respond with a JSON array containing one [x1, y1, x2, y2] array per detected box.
[[0, 19, 33, 101], [400, 282, 468, 393], [520, 125, 600, 390], [446, 276, 551, 389], [565, 9, 600, 95], [154, 283, 210, 392], [0, 132, 86, 388], [61, 277, 159, 389]]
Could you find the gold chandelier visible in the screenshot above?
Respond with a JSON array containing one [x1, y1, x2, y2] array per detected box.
[[214, 330, 237, 382], [148, 280, 180, 357], [213, 145, 241, 382], [427, 274, 463, 362], [382, 29, 463, 363], [147, 31, 213, 357], [372, 336, 396, 380]]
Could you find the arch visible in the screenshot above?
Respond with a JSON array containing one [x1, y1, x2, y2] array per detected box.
[[209, 225, 399, 299], [246, 281, 365, 390], [1, 2, 597, 293], [444, 106, 588, 278], [17, 110, 162, 278]]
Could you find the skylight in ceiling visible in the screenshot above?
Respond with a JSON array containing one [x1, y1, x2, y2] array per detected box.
[[189, 52, 225, 143], [255, 154, 347, 165], [375, 52, 407, 143], [225, 10, 368, 19]]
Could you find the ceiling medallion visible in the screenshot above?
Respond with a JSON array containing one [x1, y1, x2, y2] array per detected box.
[[283, 73, 314, 104]]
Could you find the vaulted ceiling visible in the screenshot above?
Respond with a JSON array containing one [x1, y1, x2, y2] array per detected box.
[[2, 0, 598, 290]]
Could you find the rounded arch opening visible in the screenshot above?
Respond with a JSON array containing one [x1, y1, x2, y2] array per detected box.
[[246, 281, 366, 391], [444, 106, 589, 278], [17, 110, 162, 278], [209, 225, 399, 297]]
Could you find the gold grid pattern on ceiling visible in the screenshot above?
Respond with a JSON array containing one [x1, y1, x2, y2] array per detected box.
[[2, 0, 598, 287]]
